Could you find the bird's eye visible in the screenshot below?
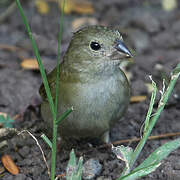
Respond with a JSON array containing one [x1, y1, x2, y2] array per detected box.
[[90, 41, 101, 51]]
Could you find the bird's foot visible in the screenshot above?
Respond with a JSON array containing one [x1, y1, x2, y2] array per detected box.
[[101, 131, 110, 144]]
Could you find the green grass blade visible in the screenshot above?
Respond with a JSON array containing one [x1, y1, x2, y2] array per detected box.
[[120, 138, 180, 179], [112, 145, 133, 173], [51, 1, 66, 179], [76, 157, 83, 180], [56, 107, 73, 125], [129, 63, 180, 169], [68, 149, 77, 167], [66, 149, 83, 180], [144, 76, 157, 133], [120, 163, 161, 180], [134, 137, 180, 171], [66, 149, 77, 180], [121, 63, 180, 177], [41, 134, 52, 149]]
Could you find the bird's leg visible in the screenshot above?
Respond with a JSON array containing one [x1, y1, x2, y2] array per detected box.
[[101, 131, 110, 143]]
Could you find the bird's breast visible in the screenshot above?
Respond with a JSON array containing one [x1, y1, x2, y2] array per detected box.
[[57, 70, 130, 138]]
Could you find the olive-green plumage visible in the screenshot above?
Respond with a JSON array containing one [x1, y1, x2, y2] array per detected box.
[[40, 26, 132, 143]]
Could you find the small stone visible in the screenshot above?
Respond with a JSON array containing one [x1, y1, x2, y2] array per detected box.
[[14, 174, 27, 180], [83, 159, 102, 180], [173, 159, 180, 170], [30, 166, 45, 177], [18, 146, 30, 158]]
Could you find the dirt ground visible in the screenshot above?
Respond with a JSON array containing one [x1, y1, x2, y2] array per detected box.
[[0, 0, 180, 179]]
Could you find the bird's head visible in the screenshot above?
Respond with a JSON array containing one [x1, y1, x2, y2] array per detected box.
[[64, 26, 133, 74]]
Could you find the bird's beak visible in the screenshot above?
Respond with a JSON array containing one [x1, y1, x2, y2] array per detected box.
[[115, 40, 133, 58]]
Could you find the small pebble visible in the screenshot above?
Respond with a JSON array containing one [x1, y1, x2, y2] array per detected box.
[[18, 146, 30, 158], [83, 158, 102, 179], [14, 174, 27, 180]]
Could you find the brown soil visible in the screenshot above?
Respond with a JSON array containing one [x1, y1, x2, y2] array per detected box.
[[0, 0, 180, 179]]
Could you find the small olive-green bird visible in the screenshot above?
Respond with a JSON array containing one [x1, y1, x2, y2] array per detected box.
[[40, 26, 132, 143]]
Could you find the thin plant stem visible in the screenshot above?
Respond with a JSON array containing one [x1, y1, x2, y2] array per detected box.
[[41, 134, 52, 149], [143, 76, 157, 133], [51, 1, 65, 179], [56, 107, 73, 125]]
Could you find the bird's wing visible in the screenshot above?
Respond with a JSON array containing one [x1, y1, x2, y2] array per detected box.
[[39, 67, 58, 101]]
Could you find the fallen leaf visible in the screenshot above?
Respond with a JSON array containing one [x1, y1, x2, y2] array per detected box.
[[59, 0, 94, 14], [130, 96, 147, 103], [59, 0, 74, 14], [1, 154, 19, 175], [73, 1, 94, 14], [56, 173, 66, 178], [0, 44, 21, 52], [35, 0, 50, 14], [72, 17, 98, 31], [21, 59, 39, 70]]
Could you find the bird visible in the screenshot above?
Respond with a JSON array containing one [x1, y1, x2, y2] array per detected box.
[[40, 25, 133, 143]]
